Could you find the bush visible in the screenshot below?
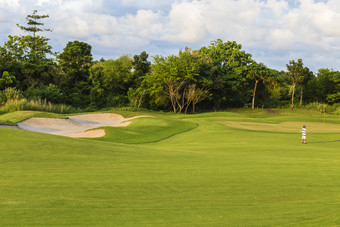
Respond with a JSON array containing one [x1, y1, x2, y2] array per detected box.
[[0, 87, 23, 105], [24, 84, 64, 104], [327, 92, 340, 104], [105, 94, 129, 107], [23, 99, 78, 113], [329, 103, 340, 115], [0, 98, 79, 114], [0, 98, 26, 111], [304, 102, 340, 114]]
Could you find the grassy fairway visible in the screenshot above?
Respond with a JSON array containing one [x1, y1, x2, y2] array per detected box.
[[1, 110, 340, 226]]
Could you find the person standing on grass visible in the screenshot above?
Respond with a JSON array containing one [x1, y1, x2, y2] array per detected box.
[[301, 125, 307, 144]]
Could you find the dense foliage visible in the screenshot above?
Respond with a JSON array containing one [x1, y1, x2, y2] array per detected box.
[[0, 11, 339, 112]]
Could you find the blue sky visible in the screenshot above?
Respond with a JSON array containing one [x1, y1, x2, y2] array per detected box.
[[1, 0, 340, 72]]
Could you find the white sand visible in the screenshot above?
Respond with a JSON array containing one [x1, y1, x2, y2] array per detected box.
[[17, 113, 148, 138]]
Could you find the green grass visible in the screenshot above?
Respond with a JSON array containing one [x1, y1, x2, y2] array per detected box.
[[1, 110, 340, 226], [92, 117, 198, 143]]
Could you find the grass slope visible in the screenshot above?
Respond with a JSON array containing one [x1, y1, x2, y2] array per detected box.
[[1, 110, 340, 226], [91, 117, 198, 144], [0, 111, 66, 125]]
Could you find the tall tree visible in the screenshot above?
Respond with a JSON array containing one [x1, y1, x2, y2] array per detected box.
[[286, 59, 306, 110], [145, 47, 211, 113], [325, 70, 340, 104], [298, 66, 314, 106], [200, 39, 252, 109], [314, 69, 339, 103], [247, 62, 274, 109], [58, 41, 93, 107], [128, 51, 151, 108], [89, 55, 133, 107], [16, 10, 52, 61], [132, 51, 151, 86], [0, 45, 21, 87], [17, 10, 51, 36], [2, 10, 54, 88], [58, 41, 93, 86]]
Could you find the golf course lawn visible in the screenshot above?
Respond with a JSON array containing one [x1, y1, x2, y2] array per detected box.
[[1, 110, 340, 226]]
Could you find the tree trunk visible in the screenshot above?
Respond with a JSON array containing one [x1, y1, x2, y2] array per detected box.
[[137, 90, 145, 108], [169, 84, 177, 113], [299, 87, 303, 107], [291, 83, 295, 111], [184, 84, 195, 114], [252, 79, 259, 110]]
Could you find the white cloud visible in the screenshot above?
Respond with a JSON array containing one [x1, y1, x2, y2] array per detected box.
[[266, 0, 289, 17], [120, 9, 165, 38], [121, 0, 173, 10], [268, 29, 295, 50], [0, 0, 20, 8], [163, 1, 207, 43], [35, 0, 53, 6], [2, 0, 340, 71]]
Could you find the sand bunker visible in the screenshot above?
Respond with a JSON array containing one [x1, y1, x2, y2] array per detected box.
[[17, 113, 148, 138], [218, 121, 340, 133]]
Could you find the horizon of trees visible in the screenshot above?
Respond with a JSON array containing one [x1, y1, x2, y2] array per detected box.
[[0, 11, 339, 113]]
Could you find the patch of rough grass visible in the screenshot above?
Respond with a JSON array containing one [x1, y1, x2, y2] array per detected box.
[[218, 121, 340, 133], [0, 98, 78, 114]]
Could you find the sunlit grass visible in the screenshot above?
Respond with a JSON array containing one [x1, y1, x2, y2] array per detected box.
[[92, 117, 198, 143], [1, 110, 340, 226]]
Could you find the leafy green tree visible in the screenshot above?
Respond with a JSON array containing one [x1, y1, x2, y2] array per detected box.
[[247, 62, 275, 109], [0, 10, 55, 90], [132, 51, 151, 86], [127, 51, 151, 108], [145, 48, 210, 113], [13, 10, 54, 87], [298, 67, 314, 106], [0, 71, 16, 89], [16, 10, 52, 61], [24, 84, 64, 104], [286, 59, 308, 110], [0, 39, 24, 89], [58, 41, 93, 86], [185, 83, 210, 113], [57, 41, 93, 107], [200, 39, 252, 109], [325, 70, 340, 104], [313, 69, 339, 103], [89, 55, 133, 107], [17, 10, 51, 35]]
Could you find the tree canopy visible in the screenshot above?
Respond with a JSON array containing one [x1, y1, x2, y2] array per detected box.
[[0, 11, 339, 112]]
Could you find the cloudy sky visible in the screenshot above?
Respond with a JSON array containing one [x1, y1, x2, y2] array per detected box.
[[1, 0, 340, 72]]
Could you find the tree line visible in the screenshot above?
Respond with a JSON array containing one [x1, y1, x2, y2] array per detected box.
[[0, 11, 339, 113]]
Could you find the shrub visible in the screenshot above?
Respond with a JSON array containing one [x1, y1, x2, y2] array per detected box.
[[0, 98, 26, 111], [22, 99, 78, 113], [24, 84, 64, 104], [305, 102, 340, 114], [0, 98, 79, 114], [0, 87, 23, 105]]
